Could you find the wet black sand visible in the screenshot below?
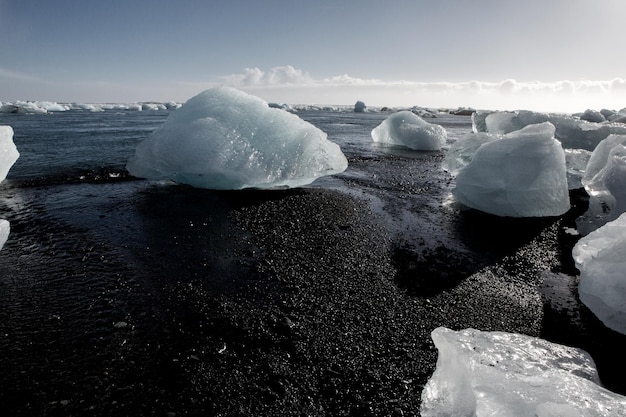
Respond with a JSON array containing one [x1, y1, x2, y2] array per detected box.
[[0, 165, 625, 416]]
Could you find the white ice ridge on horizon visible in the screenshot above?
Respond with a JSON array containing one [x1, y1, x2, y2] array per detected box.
[[371, 111, 447, 151], [0, 100, 182, 114], [573, 212, 626, 335], [126, 87, 348, 189], [420, 327, 626, 417], [451, 122, 570, 217], [0, 126, 19, 251], [472, 109, 626, 151]]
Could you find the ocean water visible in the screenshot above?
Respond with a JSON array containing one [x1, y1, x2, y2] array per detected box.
[[0, 108, 623, 415]]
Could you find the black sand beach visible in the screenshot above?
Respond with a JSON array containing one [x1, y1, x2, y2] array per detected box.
[[1, 159, 624, 416]]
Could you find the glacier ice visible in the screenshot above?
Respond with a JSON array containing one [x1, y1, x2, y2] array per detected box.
[[354, 100, 367, 113], [564, 148, 592, 190], [0, 219, 9, 251], [0, 126, 18, 251], [0, 100, 182, 114], [371, 111, 447, 151], [452, 122, 570, 217], [580, 109, 606, 123], [582, 134, 626, 189], [421, 327, 626, 417], [473, 110, 626, 151], [442, 132, 497, 175], [126, 87, 348, 189], [0, 126, 19, 183], [576, 135, 626, 234], [573, 212, 626, 334]]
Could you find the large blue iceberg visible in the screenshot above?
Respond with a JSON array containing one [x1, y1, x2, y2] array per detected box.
[[127, 87, 348, 189], [452, 123, 570, 217]]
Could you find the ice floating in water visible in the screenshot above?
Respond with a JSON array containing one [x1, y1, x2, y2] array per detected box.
[[0, 100, 181, 114], [126, 87, 348, 189], [452, 122, 570, 217], [0, 126, 19, 182], [573, 212, 626, 334], [473, 110, 626, 151], [0, 220, 9, 251], [371, 111, 447, 151], [421, 327, 626, 417], [0, 126, 18, 251]]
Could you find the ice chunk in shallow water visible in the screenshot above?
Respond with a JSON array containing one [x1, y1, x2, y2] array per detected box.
[[452, 122, 570, 217], [421, 327, 626, 417], [0, 126, 19, 182], [371, 111, 447, 151], [0, 126, 18, 251], [126, 87, 348, 189], [0, 220, 9, 250], [573, 212, 626, 334]]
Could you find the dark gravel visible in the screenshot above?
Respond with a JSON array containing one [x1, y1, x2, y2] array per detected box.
[[0, 177, 624, 416]]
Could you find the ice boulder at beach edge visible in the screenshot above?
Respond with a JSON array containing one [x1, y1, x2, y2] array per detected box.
[[573, 212, 626, 335], [126, 87, 348, 189], [452, 122, 570, 217], [576, 134, 626, 234], [371, 110, 447, 151], [420, 327, 626, 417], [0, 125, 19, 250]]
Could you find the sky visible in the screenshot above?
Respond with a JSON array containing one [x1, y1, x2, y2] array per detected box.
[[0, 0, 625, 112]]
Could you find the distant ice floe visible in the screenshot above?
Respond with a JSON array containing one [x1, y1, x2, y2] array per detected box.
[[0, 100, 182, 114], [371, 110, 447, 151], [446, 108, 626, 218], [451, 122, 570, 217], [473, 109, 626, 151], [573, 212, 626, 334], [0, 126, 19, 251], [126, 87, 348, 189], [421, 327, 626, 417]]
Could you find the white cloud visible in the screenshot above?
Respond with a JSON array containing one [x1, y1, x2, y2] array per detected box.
[[220, 66, 626, 113], [222, 65, 313, 86]]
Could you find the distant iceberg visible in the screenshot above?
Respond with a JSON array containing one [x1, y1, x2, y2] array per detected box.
[[0, 100, 181, 114], [421, 327, 626, 417], [473, 110, 626, 151], [452, 122, 570, 217], [371, 110, 447, 151], [126, 87, 348, 189]]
